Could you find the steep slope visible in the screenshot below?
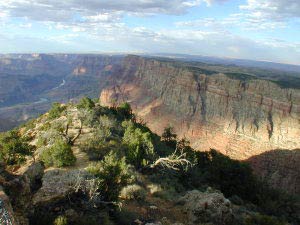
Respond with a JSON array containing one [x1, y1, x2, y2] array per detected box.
[[100, 56, 300, 192]]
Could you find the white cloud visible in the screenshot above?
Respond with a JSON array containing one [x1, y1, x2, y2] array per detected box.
[[0, 0, 206, 23], [240, 0, 300, 20], [0, 0, 298, 65], [19, 23, 32, 28], [175, 12, 287, 31], [0, 11, 8, 18]]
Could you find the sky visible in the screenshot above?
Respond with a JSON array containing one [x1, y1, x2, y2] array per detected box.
[[0, 0, 299, 65]]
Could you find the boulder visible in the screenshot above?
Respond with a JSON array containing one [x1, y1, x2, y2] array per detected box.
[[32, 169, 86, 206], [178, 189, 233, 225], [23, 162, 44, 192]]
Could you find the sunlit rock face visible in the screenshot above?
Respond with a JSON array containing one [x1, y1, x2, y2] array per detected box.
[[100, 55, 300, 193]]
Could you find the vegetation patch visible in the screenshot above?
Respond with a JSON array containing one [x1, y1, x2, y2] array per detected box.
[[40, 139, 76, 167], [10, 99, 299, 225], [0, 130, 34, 165]]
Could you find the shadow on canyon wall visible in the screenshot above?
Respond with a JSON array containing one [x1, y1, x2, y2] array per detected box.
[[246, 149, 300, 195]]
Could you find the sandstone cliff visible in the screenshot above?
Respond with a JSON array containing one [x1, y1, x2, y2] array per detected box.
[[100, 55, 300, 193]]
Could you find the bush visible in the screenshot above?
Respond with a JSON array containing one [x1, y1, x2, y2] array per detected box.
[[122, 121, 155, 168], [116, 102, 134, 120], [0, 130, 34, 165], [54, 216, 68, 225], [77, 97, 95, 110], [40, 139, 76, 167], [81, 138, 122, 161], [86, 152, 132, 201], [48, 102, 66, 119], [120, 184, 147, 201], [161, 126, 177, 149]]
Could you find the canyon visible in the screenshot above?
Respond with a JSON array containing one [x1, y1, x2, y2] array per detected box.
[[1, 54, 299, 193], [100, 55, 300, 194], [0, 54, 123, 130]]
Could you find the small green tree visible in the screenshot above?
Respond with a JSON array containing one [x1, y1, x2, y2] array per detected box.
[[0, 130, 34, 165], [117, 102, 134, 120], [122, 121, 155, 168], [77, 97, 95, 110], [161, 126, 177, 149], [86, 152, 132, 201], [48, 102, 66, 119], [40, 139, 76, 167]]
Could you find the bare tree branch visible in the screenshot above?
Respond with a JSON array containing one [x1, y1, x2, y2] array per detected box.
[[150, 148, 192, 171]]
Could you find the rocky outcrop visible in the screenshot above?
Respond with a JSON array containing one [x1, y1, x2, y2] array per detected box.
[[178, 189, 233, 225], [32, 169, 81, 206], [0, 186, 17, 225], [0, 162, 45, 225], [100, 55, 300, 193]]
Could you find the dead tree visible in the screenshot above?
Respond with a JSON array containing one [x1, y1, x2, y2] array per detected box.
[[60, 116, 83, 146], [150, 148, 192, 171]]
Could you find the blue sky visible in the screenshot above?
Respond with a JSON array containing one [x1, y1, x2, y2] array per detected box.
[[0, 0, 299, 65]]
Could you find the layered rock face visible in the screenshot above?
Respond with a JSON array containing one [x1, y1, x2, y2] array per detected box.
[[100, 56, 300, 193]]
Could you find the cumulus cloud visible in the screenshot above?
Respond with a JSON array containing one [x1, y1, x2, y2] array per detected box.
[[240, 0, 300, 20], [177, 0, 300, 32], [176, 13, 287, 31], [0, 0, 206, 23]]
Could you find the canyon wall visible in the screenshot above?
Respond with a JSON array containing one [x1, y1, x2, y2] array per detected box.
[[100, 55, 300, 194]]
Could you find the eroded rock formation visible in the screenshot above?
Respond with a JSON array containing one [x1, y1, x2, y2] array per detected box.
[[100, 55, 300, 193]]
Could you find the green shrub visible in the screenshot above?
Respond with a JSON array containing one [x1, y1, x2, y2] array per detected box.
[[54, 215, 68, 225], [86, 152, 132, 201], [122, 121, 155, 168], [161, 126, 177, 149], [48, 102, 66, 119], [39, 121, 51, 131], [0, 130, 35, 165], [77, 97, 95, 110], [40, 139, 76, 167], [81, 138, 122, 161], [116, 102, 134, 120], [120, 184, 147, 201]]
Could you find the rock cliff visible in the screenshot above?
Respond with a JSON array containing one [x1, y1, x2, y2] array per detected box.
[[100, 55, 300, 193]]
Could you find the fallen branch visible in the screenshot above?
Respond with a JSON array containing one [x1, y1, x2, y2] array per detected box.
[[150, 149, 192, 171]]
